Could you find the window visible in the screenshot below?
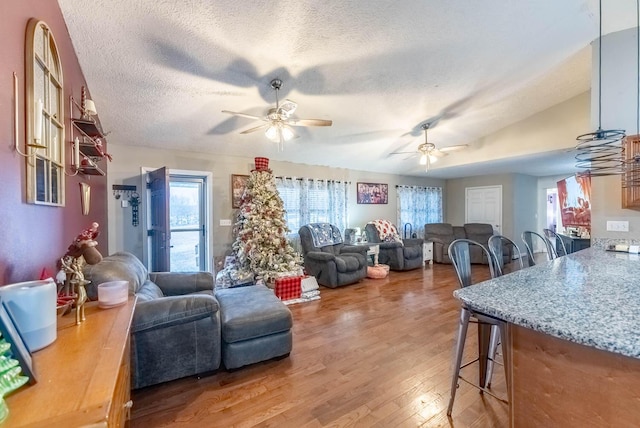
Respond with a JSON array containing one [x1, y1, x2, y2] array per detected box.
[[26, 19, 64, 205], [276, 178, 349, 234], [397, 186, 443, 238], [169, 175, 207, 272]]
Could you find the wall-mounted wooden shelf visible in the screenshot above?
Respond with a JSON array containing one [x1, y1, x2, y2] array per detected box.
[[77, 163, 105, 176], [71, 118, 105, 139], [71, 118, 107, 176]]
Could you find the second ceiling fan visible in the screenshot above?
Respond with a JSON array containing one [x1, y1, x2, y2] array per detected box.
[[222, 79, 332, 150], [391, 123, 467, 172]]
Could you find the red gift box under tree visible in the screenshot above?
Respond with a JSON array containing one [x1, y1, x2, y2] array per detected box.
[[274, 276, 302, 301]]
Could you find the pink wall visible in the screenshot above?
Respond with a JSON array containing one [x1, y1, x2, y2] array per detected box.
[[0, 1, 108, 284]]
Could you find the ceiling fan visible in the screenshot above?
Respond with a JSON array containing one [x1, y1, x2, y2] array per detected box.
[[222, 79, 332, 150], [391, 123, 467, 172]]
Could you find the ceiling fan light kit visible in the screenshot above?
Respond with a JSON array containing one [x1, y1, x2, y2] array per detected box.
[[390, 122, 466, 173], [265, 122, 295, 143], [222, 78, 332, 151]]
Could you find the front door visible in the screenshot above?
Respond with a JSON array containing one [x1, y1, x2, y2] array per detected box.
[[465, 185, 502, 234], [148, 167, 170, 272]]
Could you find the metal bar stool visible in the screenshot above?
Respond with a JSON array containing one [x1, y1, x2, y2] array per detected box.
[[446, 239, 509, 416], [521, 230, 554, 266], [488, 234, 524, 277], [484, 234, 525, 388], [543, 228, 568, 257]]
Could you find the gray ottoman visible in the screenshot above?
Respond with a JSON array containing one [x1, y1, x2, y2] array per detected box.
[[215, 285, 293, 369]]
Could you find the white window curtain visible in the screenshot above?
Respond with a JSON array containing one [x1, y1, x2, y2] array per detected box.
[[396, 185, 443, 239], [276, 177, 350, 244]]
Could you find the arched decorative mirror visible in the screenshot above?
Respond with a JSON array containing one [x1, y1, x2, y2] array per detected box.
[[25, 19, 65, 205]]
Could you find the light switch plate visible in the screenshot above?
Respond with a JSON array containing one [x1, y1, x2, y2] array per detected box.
[[219, 219, 232, 226], [607, 220, 629, 232]]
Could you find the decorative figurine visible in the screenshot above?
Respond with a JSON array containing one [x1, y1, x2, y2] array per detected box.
[[56, 223, 103, 325]]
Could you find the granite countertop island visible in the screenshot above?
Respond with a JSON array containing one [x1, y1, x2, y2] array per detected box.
[[454, 247, 640, 359], [454, 247, 640, 426]]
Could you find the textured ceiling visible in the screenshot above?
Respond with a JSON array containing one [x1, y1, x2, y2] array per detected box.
[[57, 0, 637, 178]]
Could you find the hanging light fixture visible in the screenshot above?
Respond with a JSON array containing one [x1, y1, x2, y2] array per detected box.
[[263, 79, 295, 150], [575, 0, 626, 176], [265, 121, 295, 144], [418, 124, 440, 172]]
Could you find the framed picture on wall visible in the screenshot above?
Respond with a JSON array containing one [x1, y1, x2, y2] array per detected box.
[[357, 182, 388, 204], [231, 174, 249, 208]]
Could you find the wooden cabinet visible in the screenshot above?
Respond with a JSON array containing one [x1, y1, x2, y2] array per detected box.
[[623, 134, 640, 210], [4, 299, 135, 427], [510, 323, 640, 427], [557, 233, 590, 254]]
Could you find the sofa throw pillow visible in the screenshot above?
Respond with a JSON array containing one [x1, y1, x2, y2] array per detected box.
[[371, 220, 403, 244]]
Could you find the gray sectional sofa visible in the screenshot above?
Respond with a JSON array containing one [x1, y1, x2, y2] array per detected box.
[[84, 252, 292, 389], [425, 223, 505, 265]]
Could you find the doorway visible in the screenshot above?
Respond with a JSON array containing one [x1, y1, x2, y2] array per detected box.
[[465, 185, 502, 234], [145, 168, 211, 272], [546, 189, 559, 232]]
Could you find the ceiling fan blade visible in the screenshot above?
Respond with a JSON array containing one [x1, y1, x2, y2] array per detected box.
[[390, 151, 419, 155], [429, 149, 448, 158], [286, 118, 333, 127], [221, 110, 264, 121], [240, 123, 271, 134], [438, 144, 468, 152]]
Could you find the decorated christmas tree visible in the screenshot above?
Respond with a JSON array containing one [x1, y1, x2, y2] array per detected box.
[[232, 158, 302, 285]]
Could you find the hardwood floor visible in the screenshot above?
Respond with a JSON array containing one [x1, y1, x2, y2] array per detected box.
[[130, 263, 508, 427]]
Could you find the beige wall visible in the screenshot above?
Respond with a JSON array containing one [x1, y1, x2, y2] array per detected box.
[[106, 144, 445, 265], [592, 175, 639, 238]]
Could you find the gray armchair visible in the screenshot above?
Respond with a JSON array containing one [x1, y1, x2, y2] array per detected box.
[[83, 252, 220, 389], [365, 222, 424, 271], [299, 223, 368, 288]]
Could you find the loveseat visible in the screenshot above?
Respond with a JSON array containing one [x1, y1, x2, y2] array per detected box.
[[83, 252, 293, 388], [425, 223, 506, 264]]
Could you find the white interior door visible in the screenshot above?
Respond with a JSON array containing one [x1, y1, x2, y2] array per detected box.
[[465, 185, 502, 234]]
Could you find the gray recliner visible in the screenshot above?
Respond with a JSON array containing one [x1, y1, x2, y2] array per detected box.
[[83, 252, 221, 389], [299, 223, 368, 288], [364, 222, 424, 271]]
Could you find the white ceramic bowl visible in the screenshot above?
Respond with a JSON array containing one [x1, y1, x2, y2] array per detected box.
[[97, 281, 129, 308]]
